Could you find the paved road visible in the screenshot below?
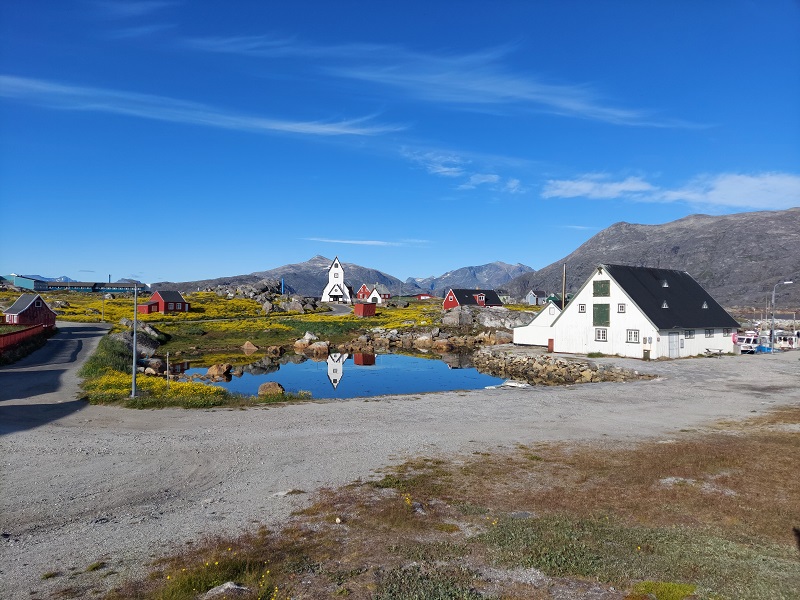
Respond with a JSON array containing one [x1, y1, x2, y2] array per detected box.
[[0, 321, 109, 435]]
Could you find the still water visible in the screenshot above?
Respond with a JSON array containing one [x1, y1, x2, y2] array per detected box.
[[185, 352, 504, 400]]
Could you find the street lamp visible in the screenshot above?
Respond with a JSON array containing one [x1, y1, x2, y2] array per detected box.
[[771, 280, 793, 352]]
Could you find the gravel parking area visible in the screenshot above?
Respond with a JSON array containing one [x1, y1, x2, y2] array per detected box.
[[1, 329, 798, 597]]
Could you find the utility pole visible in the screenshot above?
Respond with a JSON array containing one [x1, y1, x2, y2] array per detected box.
[[131, 284, 138, 398]]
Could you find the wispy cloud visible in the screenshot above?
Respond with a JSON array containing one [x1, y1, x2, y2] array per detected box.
[[0, 75, 402, 137], [542, 174, 655, 199], [185, 36, 698, 128], [561, 225, 597, 231], [402, 149, 467, 177], [457, 173, 500, 190], [542, 172, 800, 210], [304, 238, 402, 247]]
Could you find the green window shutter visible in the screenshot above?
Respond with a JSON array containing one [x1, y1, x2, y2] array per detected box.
[[593, 303, 610, 326], [593, 280, 610, 296]]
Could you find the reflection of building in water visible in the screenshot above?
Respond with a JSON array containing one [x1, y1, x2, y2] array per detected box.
[[327, 352, 349, 388], [168, 360, 191, 374], [353, 352, 376, 366]]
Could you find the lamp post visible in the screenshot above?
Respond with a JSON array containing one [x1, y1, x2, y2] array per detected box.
[[771, 280, 793, 352], [131, 283, 138, 398]]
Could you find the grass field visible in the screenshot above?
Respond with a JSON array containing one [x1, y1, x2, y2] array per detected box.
[[104, 407, 800, 600]]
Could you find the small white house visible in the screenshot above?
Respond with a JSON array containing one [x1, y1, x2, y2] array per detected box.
[[320, 256, 352, 304], [525, 290, 548, 306], [512, 300, 562, 346], [550, 264, 739, 359]]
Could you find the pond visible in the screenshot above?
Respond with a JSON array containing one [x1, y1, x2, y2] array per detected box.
[[184, 352, 504, 400]]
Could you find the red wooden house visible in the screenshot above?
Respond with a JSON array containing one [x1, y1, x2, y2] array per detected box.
[[442, 288, 504, 310], [3, 294, 57, 327], [355, 284, 372, 300], [138, 290, 190, 314]]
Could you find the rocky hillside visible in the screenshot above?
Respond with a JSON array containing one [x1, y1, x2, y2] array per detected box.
[[153, 256, 408, 297], [154, 257, 534, 299], [407, 262, 534, 295], [506, 208, 800, 309]]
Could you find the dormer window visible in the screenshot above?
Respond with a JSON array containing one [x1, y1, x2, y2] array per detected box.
[[661, 280, 669, 288], [662, 301, 669, 309], [701, 301, 708, 309]]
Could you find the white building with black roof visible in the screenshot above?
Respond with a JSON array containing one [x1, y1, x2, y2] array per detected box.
[[550, 264, 740, 359]]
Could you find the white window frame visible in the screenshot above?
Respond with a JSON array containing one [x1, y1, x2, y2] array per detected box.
[[685, 330, 695, 339], [578, 303, 586, 313], [617, 303, 626, 313], [168, 302, 174, 310], [595, 328, 608, 342], [723, 328, 731, 337], [626, 329, 640, 343], [705, 329, 714, 338]]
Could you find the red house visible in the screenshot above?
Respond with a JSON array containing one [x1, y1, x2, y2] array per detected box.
[[355, 284, 372, 300], [138, 290, 190, 314], [3, 294, 57, 327], [442, 288, 504, 310]]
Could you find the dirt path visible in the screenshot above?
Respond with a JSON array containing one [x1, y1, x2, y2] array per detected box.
[[1, 346, 798, 597]]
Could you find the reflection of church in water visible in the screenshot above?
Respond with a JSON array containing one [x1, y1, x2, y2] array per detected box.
[[326, 352, 377, 389], [327, 352, 348, 389]]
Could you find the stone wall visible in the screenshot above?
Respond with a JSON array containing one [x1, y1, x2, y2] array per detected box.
[[473, 345, 650, 386]]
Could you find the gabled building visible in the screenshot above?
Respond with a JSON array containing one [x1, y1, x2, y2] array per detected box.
[[550, 264, 739, 359], [321, 256, 352, 304], [442, 288, 504, 310], [3, 293, 57, 327], [512, 300, 562, 347], [138, 290, 190, 314], [525, 290, 548, 306]]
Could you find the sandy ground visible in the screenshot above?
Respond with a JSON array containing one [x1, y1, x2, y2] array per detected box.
[[1, 325, 798, 597]]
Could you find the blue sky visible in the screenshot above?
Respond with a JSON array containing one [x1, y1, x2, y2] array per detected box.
[[1, 1, 798, 284]]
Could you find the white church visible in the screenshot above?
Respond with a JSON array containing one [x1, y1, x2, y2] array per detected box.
[[320, 256, 352, 303]]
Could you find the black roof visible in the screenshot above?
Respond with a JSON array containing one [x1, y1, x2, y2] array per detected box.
[[448, 289, 504, 306], [155, 290, 187, 303], [602, 264, 739, 329]]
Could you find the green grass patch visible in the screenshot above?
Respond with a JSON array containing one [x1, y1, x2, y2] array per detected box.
[[375, 565, 483, 600]]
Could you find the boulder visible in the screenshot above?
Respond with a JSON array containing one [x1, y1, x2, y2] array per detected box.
[[206, 363, 232, 377], [258, 381, 285, 396], [242, 341, 259, 352], [265, 345, 284, 358], [304, 341, 330, 358], [262, 301, 274, 315], [201, 582, 252, 599]]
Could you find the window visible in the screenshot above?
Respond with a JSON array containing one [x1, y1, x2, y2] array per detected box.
[[701, 301, 708, 309], [548, 306, 555, 315], [578, 304, 586, 313], [176, 303, 182, 310], [617, 303, 626, 313], [662, 301, 669, 309], [723, 328, 731, 337], [626, 329, 640, 343], [35, 300, 42, 307], [595, 328, 608, 342], [593, 280, 610, 296], [705, 329, 714, 338], [593, 303, 610, 326], [685, 330, 695, 339], [168, 303, 174, 310], [661, 279, 669, 288], [334, 273, 339, 278]]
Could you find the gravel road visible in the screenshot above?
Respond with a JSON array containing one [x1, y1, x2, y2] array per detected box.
[[1, 326, 798, 597]]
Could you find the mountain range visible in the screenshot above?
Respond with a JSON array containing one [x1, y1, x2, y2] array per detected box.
[[27, 208, 791, 309], [503, 207, 800, 309]]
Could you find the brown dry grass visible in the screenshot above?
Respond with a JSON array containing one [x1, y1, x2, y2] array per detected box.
[[104, 407, 800, 600]]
